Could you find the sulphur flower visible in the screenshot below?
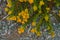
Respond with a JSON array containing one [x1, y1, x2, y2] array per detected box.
[[46, 7, 50, 11], [7, 0, 11, 2], [28, 0, 34, 4], [5, 7, 9, 12], [39, 1, 44, 6], [50, 32, 56, 38], [25, 8, 28, 13], [21, 10, 29, 19], [6, 16, 16, 20], [23, 15, 26, 18], [30, 28, 37, 33], [21, 11, 25, 16], [17, 10, 29, 24], [36, 31, 41, 37], [7, 0, 12, 5], [24, 19, 28, 22], [44, 14, 49, 21], [24, 0, 27, 2], [19, 0, 24, 2], [17, 27, 24, 34], [21, 21, 25, 24], [6, 17, 10, 20], [25, 14, 29, 19], [17, 16, 21, 23], [31, 21, 36, 26], [17, 19, 21, 23], [10, 16, 16, 20], [18, 12, 21, 16], [7, 0, 12, 8], [33, 5, 38, 11], [7, 3, 12, 8], [8, 11, 12, 15]]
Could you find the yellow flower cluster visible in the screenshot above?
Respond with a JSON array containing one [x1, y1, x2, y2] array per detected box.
[[28, 0, 34, 4], [17, 27, 24, 34], [39, 1, 44, 6], [31, 21, 36, 26], [30, 28, 41, 36], [46, 7, 50, 11], [33, 5, 38, 11], [6, 8, 29, 24], [19, 0, 27, 2], [17, 8, 29, 24], [8, 11, 12, 15], [6, 0, 12, 8], [19, 0, 34, 4], [30, 28, 37, 33], [5, 7, 9, 12], [5, 0, 58, 37], [44, 14, 49, 21], [6, 16, 16, 21]]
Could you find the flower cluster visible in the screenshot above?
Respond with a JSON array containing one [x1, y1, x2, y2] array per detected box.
[[5, 0, 60, 37], [17, 27, 25, 34]]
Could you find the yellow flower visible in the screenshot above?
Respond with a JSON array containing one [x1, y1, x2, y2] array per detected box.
[[39, 1, 44, 6], [21, 21, 25, 24], [20, 9, 29, 19], [10, 16, 16, 20], [28, 0, 34, 4], [22, 12, 29, 19], [33, 5, 38, 11], [5, 7, 9, 12], [7, 3, 12, 8], [7, 0, 11, 2], [19, 0, 24, 2], [18, 27, 24, 34], [17, 16, 21, 23], [31, 21, 36, 26], [30, 28, 37, 33], [44, 14, 49, 21], [17, 19, 21, 23], [24, 19, 28, 22], [8, 16, 16, 21], [24, 0, 27, 2], [21, 11, 25, 16], [46, 7, 50, 11], [8, 11, 12, 15], [6, 17, 10, 20], [25, 14, 29, 19], [25, 8, 28, 13], [36, 31, 41, 37], [23, 15, 26, 19], [18, 10, 29, 24], [50, 32, 56, 38], [18, 12, 21, 16]]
